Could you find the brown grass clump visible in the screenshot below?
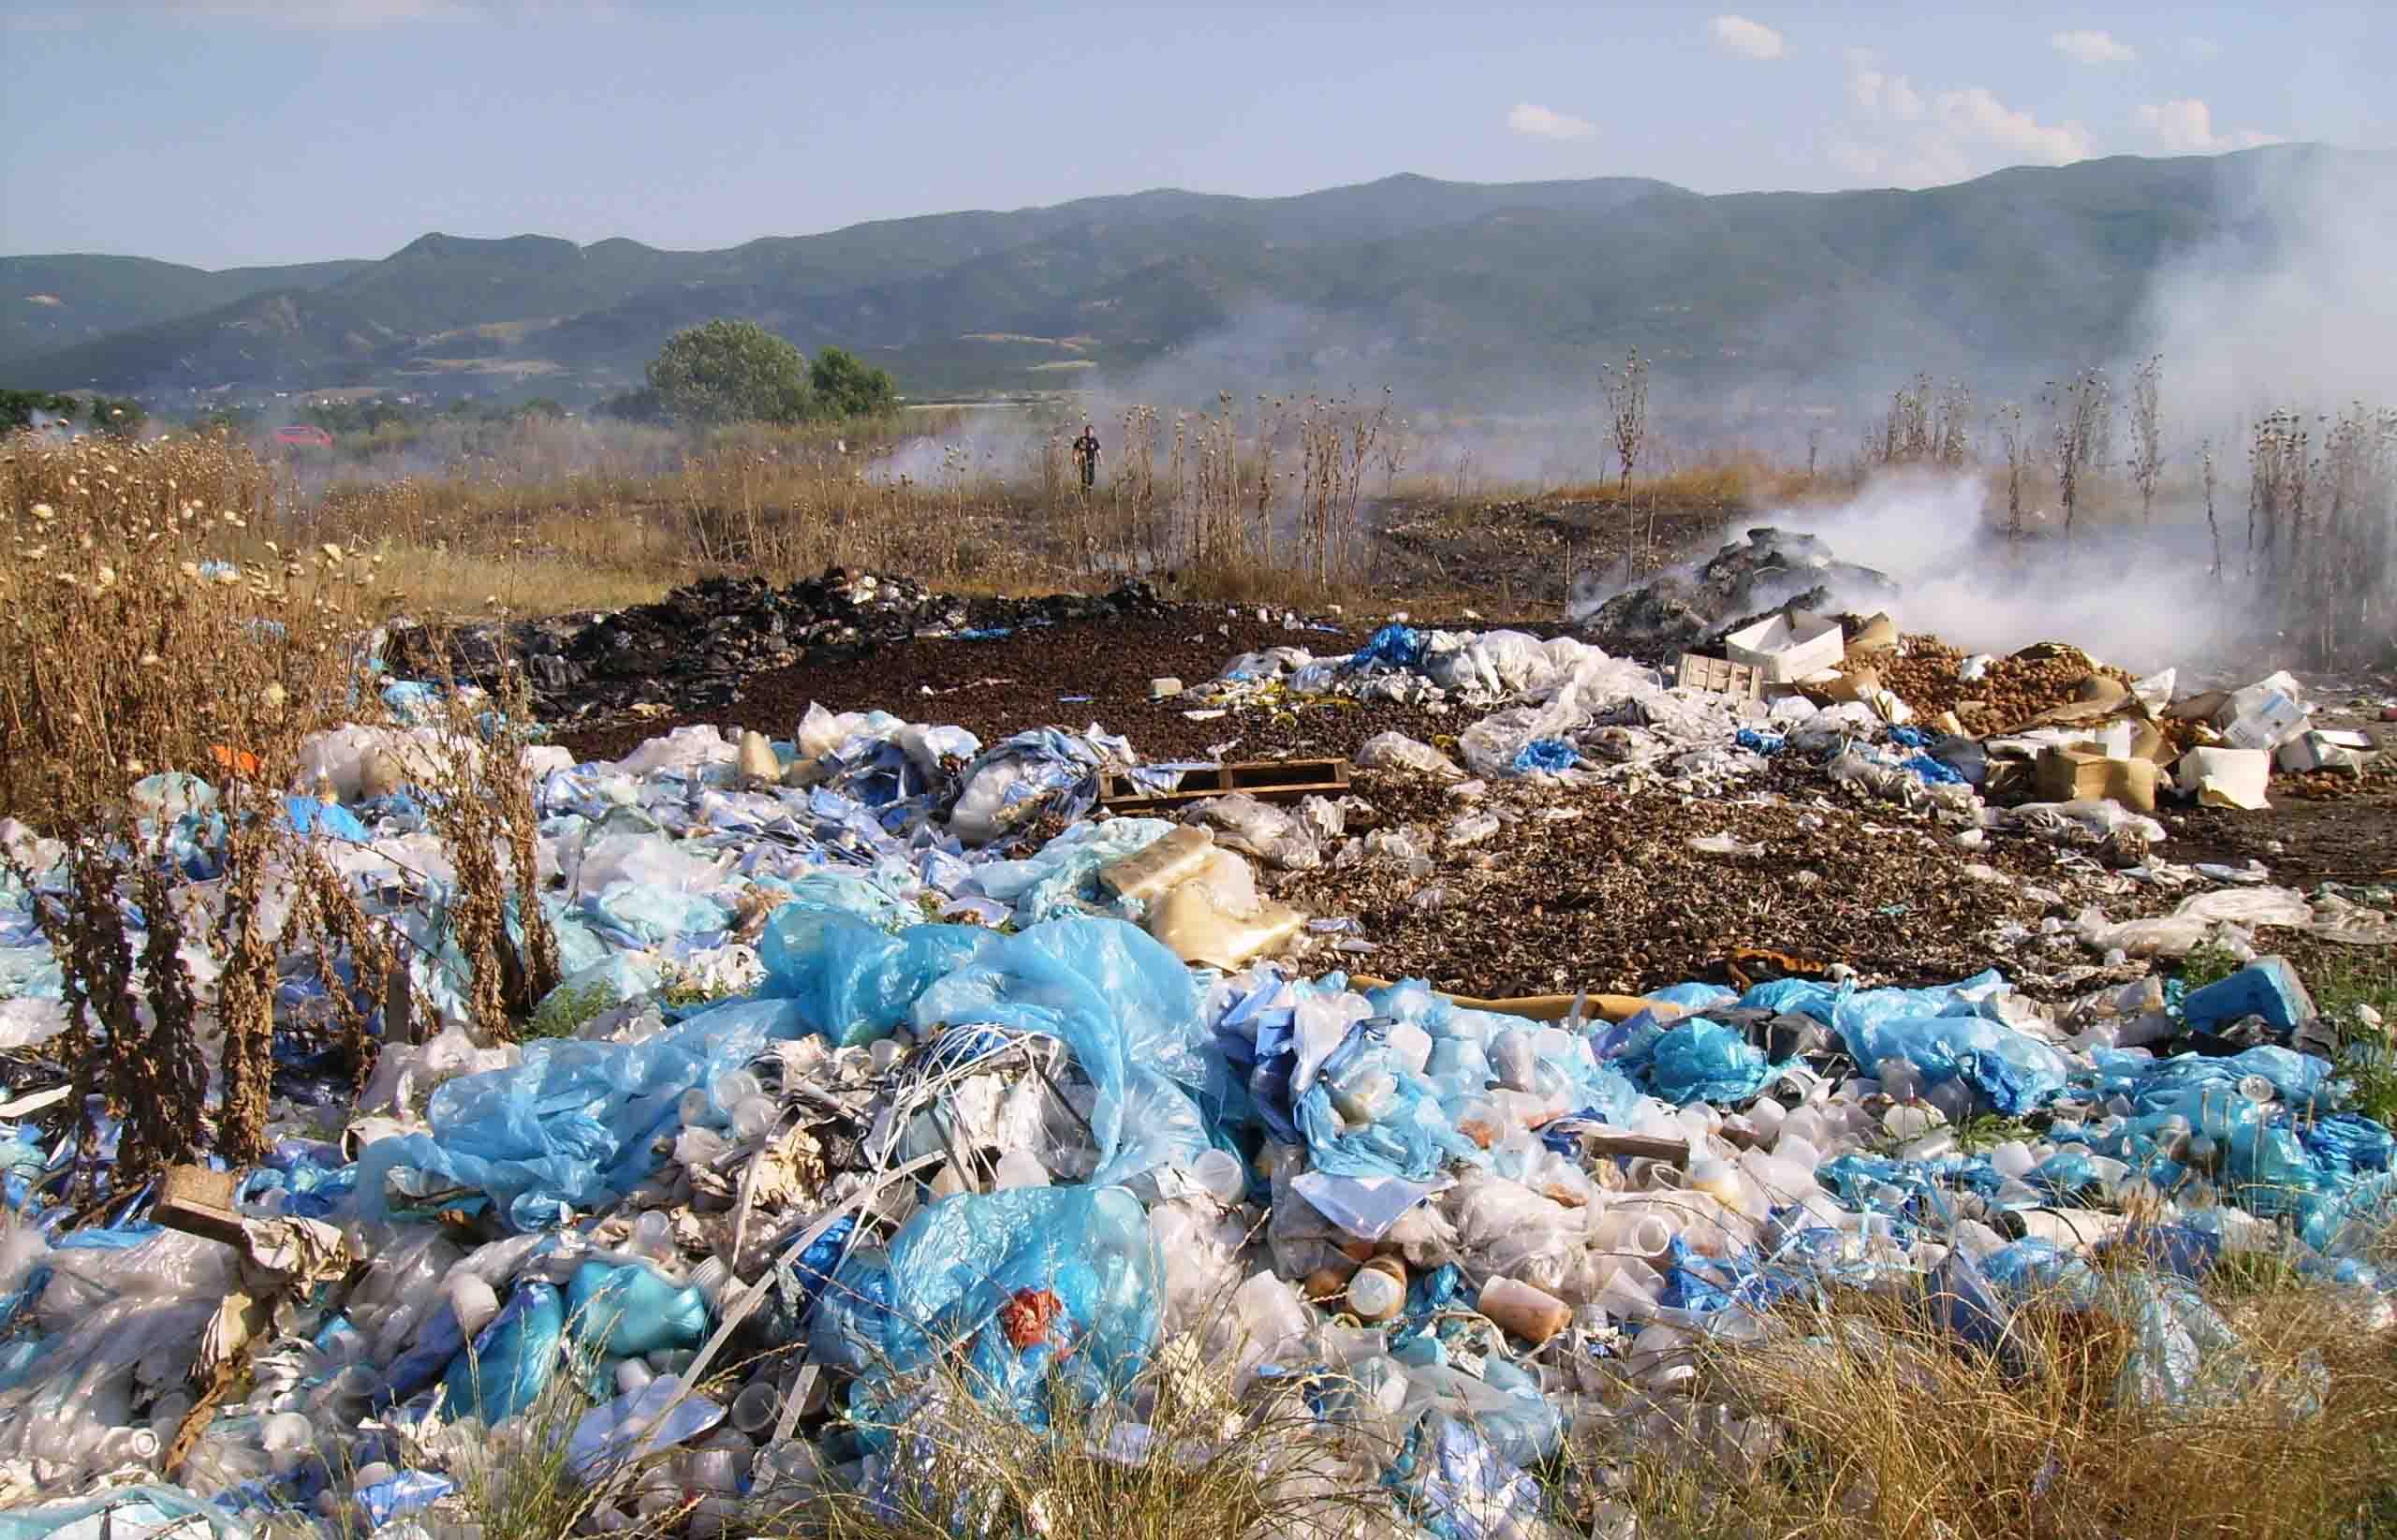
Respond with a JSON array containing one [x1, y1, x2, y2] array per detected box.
[[1, 429, 404, 1169], [758, 1339, 1390, 1540], [1584, 1271, 2397, 1540]]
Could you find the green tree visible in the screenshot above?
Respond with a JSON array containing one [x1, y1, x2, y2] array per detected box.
[[88, 396, 147, 437], [808, 345, 899, 418], [646, 319, 815, 426], [0, 389, 77, 432]]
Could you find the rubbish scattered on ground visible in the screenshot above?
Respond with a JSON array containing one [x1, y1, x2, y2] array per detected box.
[[7, 560, 2396, 1540]]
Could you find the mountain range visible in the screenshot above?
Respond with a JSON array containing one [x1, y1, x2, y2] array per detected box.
[[3, 145, 2380, 411]]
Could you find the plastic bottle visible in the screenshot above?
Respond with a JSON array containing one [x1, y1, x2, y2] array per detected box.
[[1629, 1324, 1697, 1389], [261, 1412, 315, 1470], [91, 1425, 159, 1469], [730, 1380, 781, 1438], [1478, 1277, 1570, 1345], [1875, 1056, 1925, 1102], [1923, 1079, 1976, 1122]]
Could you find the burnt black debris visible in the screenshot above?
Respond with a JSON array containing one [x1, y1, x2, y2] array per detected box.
[[388, 569, 1172, 723]]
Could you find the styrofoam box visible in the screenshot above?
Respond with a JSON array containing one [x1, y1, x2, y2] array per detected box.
[[2221, 691, 2309, 752], [1723, 611, 1846, 683]]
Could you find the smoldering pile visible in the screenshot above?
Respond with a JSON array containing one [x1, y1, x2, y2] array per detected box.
[[1567, 527, 1902, 657]]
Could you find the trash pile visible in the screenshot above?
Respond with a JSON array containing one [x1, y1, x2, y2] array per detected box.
[[389, 573, 1170, 724], [4, 556, 2396, 1539]]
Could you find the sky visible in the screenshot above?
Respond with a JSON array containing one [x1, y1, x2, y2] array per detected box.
[[2, 1, 2390, 269]]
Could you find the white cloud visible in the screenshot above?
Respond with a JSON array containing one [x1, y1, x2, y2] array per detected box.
[[1937, 86, 2093, 163], [2135, 98, 2284, 154], [1839, 53, 2092, 185], [1849, 57, 1923, 121], [2182, 37, 2224, 61], [1709, 15, 1785, 61], [1507, 103, 1596, 142], [2050, 28, 2136, 65]]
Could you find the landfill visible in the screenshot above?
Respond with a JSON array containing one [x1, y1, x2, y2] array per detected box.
[[4, 553, 2396, 1540]]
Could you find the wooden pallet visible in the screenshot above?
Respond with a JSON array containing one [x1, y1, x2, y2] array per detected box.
[[1100, 756, 1350, 811], [1674, 653, 1764, 698]]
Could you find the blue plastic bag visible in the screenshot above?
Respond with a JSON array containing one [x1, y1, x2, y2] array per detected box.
[[1834, 983, 2066, 1115], [1352, 623, 1427, 671], [0, 1487, 254, 1540], [810, 1185, 1160, 1445], [1622, 1018, 1784, 1106], [441, 1279, 565, 1425], [1510, 739, 1578, 775], [565, 1260, 711, 1359]]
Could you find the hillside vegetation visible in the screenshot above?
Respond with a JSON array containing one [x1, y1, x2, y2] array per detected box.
[[3, 146, 2383, 405]]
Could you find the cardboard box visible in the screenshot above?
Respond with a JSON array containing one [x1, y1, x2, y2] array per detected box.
[[1846, 612, 1900, 654], [1723, 610, 1845, 683], [2036, 746, 2158, 814]]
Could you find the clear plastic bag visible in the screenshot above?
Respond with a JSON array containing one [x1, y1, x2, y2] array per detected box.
[[1356, 732, 1465, 781]]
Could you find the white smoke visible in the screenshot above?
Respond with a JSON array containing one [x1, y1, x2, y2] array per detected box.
[[1762, 469, 2232, 672], [2128, 148, 2397, 433]]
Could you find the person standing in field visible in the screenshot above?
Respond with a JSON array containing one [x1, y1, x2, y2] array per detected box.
[[1071, 423, 1100, 491]]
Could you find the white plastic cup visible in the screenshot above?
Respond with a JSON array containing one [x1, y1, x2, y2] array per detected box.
[[447, 1272, 501, 1340], [994, 1150, 1051, 1190], [1988, 1140, 2037, 1180], [631, 1210, 674, 1258], [730, 1095, 779, 1141], [730, 1380, 780, 1437], [1189, 1149, 1246, 1203]]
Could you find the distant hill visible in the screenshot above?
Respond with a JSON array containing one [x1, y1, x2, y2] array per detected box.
[[4, 148, 2381, 409], [0, 254, 368, 365]]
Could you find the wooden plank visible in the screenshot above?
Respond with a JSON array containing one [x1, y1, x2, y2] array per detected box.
[[1101, 758, 1348, 810]]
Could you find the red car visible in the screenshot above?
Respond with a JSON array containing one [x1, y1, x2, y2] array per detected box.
[[273, 424, 334, 447]]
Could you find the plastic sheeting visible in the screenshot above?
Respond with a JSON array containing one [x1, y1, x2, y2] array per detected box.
[[355, 997, 814, 1228]]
